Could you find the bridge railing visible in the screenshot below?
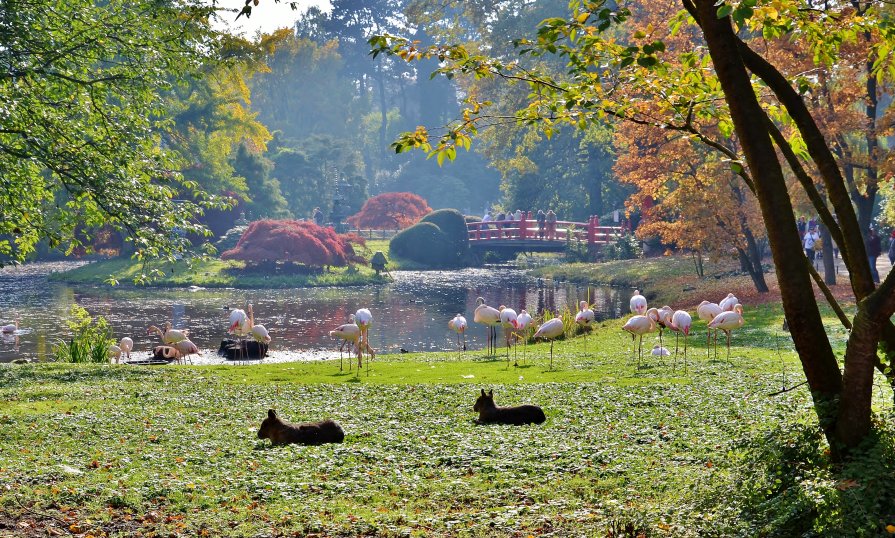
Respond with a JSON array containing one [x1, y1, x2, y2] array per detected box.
[[467, 214, 626, 244]]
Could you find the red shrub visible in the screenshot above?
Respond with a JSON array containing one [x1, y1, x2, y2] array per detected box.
[[347, 192, 431, 230], [222, 220, 363, 268]]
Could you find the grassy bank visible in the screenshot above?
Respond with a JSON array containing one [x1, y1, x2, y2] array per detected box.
[[528, 255, 765, 308], [49, 257, 391, 288], [3, 304, 893, 537]]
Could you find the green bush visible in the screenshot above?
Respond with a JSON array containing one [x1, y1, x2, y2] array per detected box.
[[215, 225, 248, 253], [602, 233, 642, 261], [390, 209, 471, 268], [53, 305, 114, 363], [708, 416, 895, 537]]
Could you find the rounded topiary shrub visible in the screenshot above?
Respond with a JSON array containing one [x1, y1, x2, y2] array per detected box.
[[390, 222, 459, 267], [421, 209, 469, 249]]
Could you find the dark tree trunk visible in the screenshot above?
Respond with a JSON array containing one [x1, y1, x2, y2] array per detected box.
[[820, 223, 836, 285], [691, 0, 844, 440], [742, 220, 768, 292]]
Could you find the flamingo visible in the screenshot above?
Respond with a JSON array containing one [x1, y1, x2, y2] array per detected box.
[[147, 324, 188, 344], [330, 314, 359, 370], [651, 345, 670, 357], [669, 310, 692, 371], [533, 317, 564, 369], [119, 337, 133, 360], [622, 307, 658, 368], [153, 345, 181, 362], [171, 339, 200, 364], [499, 306, 518, 362], [108, 344, 122, 363], [719, 293, 739, 312], [1, 319, 18, 333], [708, 303, 745, 363], [247, 304, 271, 345], [355, 308, 374, 373], [630, 290, 647, 315], [697, 300, 723, 358], [515, 310, 534, 363], [653, 306, 674, 348], [448, 314, 467, 359], [575, 300, 595, 356], [473, 297, 501, 356]]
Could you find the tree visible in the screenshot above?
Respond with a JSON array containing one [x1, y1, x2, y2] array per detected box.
[[347, 192, 431, 229], [0, 0, 231, 267], [221, 219, 360, 268], [232, 144, 291, 220], [372, 0, 895, 457]]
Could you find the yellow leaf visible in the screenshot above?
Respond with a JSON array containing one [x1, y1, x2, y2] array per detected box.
[[886, 524, 895, 534]]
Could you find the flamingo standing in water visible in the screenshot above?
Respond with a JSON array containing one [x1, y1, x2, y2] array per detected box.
[[623, 307, 658, 369], [697, 300, 723, 359], [515, 310, 533, 363], [499, 306, 518, 363], [330, 314, 359, 370], [474, 297, 501, 356], [355, 308, 374, 373], [575, 301, 595, 356], [148, 323, 189, 345], [247, 304, 271, 345], [708, 303, 745, 363], [172, 339, 201, 364], [533, 316, 564, 369], [119, 337, 133, 360], [669, 310, 692, 371], [448, 314, 467, 359], [630, 290, 647, 315]]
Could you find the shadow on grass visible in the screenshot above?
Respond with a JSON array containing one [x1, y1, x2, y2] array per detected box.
[[0, 363, 164, 389]]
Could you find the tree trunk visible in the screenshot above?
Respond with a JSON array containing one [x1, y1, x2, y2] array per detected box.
[[690, 0, 844, 439], [742, 220, 768, 292], [820, 223, 836, 285], [736, 247, 768, 293]]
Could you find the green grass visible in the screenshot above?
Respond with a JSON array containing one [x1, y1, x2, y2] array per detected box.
[[2, 304, 893, 536], [49, 257, 391, 288], [530, 255, 757, 307]]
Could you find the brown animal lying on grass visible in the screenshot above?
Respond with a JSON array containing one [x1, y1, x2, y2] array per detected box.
[[473, 389, 546, 425], [257, 409, 345, 446]]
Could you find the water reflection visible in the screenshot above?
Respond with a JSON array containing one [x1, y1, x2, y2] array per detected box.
[[0, 262, 627, 363]]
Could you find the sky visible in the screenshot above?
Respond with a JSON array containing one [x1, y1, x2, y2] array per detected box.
[[214, 0, 330, 37]]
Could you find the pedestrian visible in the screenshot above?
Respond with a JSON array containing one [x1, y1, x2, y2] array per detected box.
[[546, 210, 557, 240], [803, 226, 819, 263], [536, 210, 546, 239], [505, 210, 516, 238], [496, 211, 506, 238], [867, 228, 882, 284], [312, 207, 323, 226], [797, 216, 807, 240]]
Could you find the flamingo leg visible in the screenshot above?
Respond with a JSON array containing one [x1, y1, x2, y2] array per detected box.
[[637, 334, 643, 369], [684, 334, 688, 373], [726, 330, 733, 365], [550, 339, 554, 370]]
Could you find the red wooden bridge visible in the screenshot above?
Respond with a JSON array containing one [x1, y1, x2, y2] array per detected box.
[[467, 214, 627, 253]]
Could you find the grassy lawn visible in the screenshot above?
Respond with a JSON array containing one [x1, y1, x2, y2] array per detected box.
[[3, 303, 893, 536], [49, 257, 391, 288]]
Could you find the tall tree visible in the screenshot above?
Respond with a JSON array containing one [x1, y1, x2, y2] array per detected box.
[[373, 0, 895, 457], [0, 0, 230, 266]]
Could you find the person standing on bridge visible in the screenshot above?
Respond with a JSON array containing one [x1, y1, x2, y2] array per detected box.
[[546, 210, 557, 240], [536, 210, 546, 239]]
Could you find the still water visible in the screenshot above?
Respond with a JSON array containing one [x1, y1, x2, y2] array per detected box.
[[0, 262, 628, 364]]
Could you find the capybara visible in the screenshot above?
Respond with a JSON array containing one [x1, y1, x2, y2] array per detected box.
[[473, 389, 546, 425], [257, 409, 344, 446]]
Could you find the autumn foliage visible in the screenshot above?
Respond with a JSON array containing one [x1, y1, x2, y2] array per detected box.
[[347, 192, 431, 230], [221, 220, 362, 268]]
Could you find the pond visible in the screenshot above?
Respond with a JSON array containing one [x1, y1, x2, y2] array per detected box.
[[0, 261, 628, 364]]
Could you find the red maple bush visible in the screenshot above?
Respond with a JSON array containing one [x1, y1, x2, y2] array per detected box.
[[347, 192, 431, 230], [221, 220, 363, 268]]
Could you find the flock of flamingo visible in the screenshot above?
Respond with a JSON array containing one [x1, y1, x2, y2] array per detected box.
[[2, 290, 744, 369], [622, 290, 746, 370]]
